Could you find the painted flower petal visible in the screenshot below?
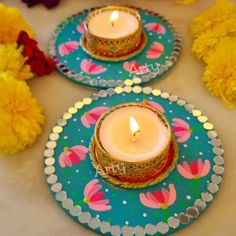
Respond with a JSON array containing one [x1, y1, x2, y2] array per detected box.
[[144, 23, 166, 34], [190, 161, 198, 175], [177, 164, 194, 179], [144, 100, 165, 113], [77, 22, 85, 33], [172, 118, 190, 129], [90, 192, 105, 202], [80, 59, 106, 74], [59, 153, 66, 167], [162, 188, 170, 204], [84, 179, 99, 197], [88, 202, 112, 211], [140, 193, 160, 209], [81, 114, 91, 128], [199, 160, 211, 177], [167, 184, 176, 206], [176, 132, 191, 143], [87, 184, 103, 199], [154, 190, 165, 204], [146, 42, 164, 59]]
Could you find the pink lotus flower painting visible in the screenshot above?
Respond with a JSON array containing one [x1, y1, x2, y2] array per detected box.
[[177, 159, 211, 179], [172, 118, 192, 143], [59, 145, 88, 167], [140, 184, 176, 210], [123, 61, 148, 75], [80, 59, 107, 74], [58, 41, 79, 56], [146, 42, 164, 59], [77, 21, 85, 33], [144, 23, 166, 34], [142, 100, 165, 113], [83, 179, 112, 212], [81, 106, 109, 128]]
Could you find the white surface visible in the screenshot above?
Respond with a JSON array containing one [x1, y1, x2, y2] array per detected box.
[[0, 0, 236, 236]]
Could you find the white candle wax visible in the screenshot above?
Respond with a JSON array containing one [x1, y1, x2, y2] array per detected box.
[[88, 10, 139, 39], [99, 106, 170, 162]]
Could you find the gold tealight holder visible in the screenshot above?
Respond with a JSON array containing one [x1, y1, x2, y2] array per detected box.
[[82, 6, 146, 60], [90, 103, 179, 189]]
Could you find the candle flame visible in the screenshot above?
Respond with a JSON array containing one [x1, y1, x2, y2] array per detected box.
[[110, 10, 119, 25], [129, 116, 140, 134]]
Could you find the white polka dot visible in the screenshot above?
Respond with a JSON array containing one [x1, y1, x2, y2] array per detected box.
[[186, 117, 191, 120], [149, 97, 153, 100], [63, 136, 68, 140], [158, 36, 162, 39], [174, 213, 178, 217], [96, 215, 100, 218], [125, 221, 129, 225], [136, 98, 140, 101], [123, 200, 127, 205], [122, 93, 126, 96], [199, 152, 203, 155], [163, 182, 166, 186], [76, 170, 79, 173], [105, 189, 109, 192], [168, 39, 171, 43], [143, 213, 147, 218], [186, 195, 191, 200], [64, 60, 67, 63], [149, 32, 153, 36], [207, 180, 210, 183], [73, 118, 77, 122], [78, 129, 80, 132], [195, 136, 199, 140], [67, 181, 71, 184], [76, 57, 80, 60], [97, 76, 101, 79], [118, 71, 122, 74], [169, 110, 173, 113], [103, 102, 106, 105], [72, 31, 76, 34], [165, 56, 169, 59], [169, 102, 172, 105], [81, 140, 84, 143], [89, 172, 92, 174], [183, 144, 188, 148]]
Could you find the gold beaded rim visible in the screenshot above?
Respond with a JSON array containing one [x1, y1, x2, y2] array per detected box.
[[80, 31, 148, 62], [90, 135, 179, 189]]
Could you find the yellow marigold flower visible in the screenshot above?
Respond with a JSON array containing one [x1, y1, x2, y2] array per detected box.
[[176, 0, 196, 4], [0, 43, 34, 81], [0, 3, 34, 44], [192, 17, 236, 61], [203, 38, 236, 109], [0, 73, 45, 154], [190, 0, 236, 38]]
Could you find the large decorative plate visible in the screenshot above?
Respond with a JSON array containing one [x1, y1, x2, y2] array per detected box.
[[44, 85, 224, 236], [48, 6, 181, 89]]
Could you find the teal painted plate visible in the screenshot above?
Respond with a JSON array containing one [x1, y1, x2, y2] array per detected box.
[[48, 6, 181, 88], [44, 86, 224, 235]]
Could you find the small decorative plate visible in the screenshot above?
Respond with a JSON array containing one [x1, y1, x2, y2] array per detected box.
[[44, 84, 224, 236], [48, 6, 181, 89]]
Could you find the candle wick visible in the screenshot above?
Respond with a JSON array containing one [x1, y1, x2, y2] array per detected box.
[[132, 130, 140, 143], [111, 21, 114, 27]]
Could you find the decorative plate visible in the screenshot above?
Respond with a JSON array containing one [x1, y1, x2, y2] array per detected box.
[[44, 84, 224, 236], [48, 6, 181, 89]]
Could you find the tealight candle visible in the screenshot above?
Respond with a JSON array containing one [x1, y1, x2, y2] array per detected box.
[[99, 106, 170, 162], [83, 6, 144, 58], [88, 9, 139, 39], [91, 103, 177, 186]]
